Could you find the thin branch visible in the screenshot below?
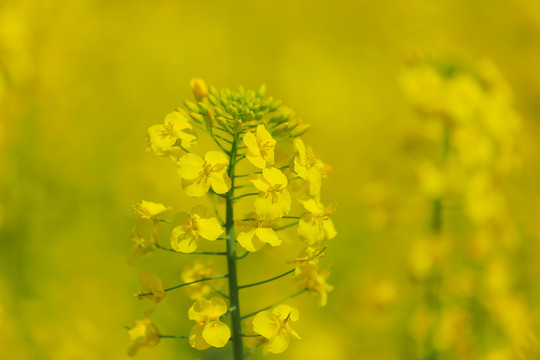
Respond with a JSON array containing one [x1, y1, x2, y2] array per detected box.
[[238, 268, 295, 289], [138, 274, 228, 297], [159, 334, 189, 339], [232, 192, 259, 201], [234, 154, 246, 165], [240, 288, 308, 319], [236, 250, 250, 260], [208, 283, 230, 299], [275, 221, 299, 231], [213, 194, 225, 226], [282, 215, 300, 219]]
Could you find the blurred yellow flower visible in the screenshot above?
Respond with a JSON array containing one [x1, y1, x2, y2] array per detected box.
[[182, 261, 222, 300], [252, 304, 301, 354], [127, 318, 160, 356], [132, 200, 171, 221], [190, 78, 209, 101], [236, 215, 281, 252], [188, 297, 231, 350], [127, 219, 157, 266], [147, 111, 197, 157], [297, 199, 336, 244], [250, 167, 291, 217], [243, 124, 276, 169], [137, 270, 166, 304], [177, 151, 231, 197], [291, 138, 329, 197], [170, 206, 223, 253]]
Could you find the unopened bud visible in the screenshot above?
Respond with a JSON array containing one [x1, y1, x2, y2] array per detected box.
[[216, 116, 228, 128], [208, 94, 219, 106], [184, 100, 199, 113], [205, 111, 215, 128], [270, 99, 282, 111], [189, 111, 204, 123], [272, 122, 289, 135], [257, 84, 267, 98], [233, 120, 243, 133], [190, 78, 208, 101], [291, 123, 311, 137]]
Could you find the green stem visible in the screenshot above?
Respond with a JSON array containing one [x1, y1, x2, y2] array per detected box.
[[137, 275, 228, 297], [226, 133, 244, 360], [238, 268, 295, 289], [240, 288, 307, 319]]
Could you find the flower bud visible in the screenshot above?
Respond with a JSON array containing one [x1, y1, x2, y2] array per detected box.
[[197, 102, 210, 114], [184, 100, 199, 113], [216, 116, 228, 128], [208, 94, 219, 106], [233, 120, 243, 133], [270, 99, 282, 111], [189, 111, 204, 123], [257, 84, 267, 98], [291, 123, 311, 137], [190, 78, 208, 100], [205, 111, 215, 129]]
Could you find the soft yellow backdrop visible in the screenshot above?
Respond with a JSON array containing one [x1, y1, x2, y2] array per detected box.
[[2, 0, 540, 359]]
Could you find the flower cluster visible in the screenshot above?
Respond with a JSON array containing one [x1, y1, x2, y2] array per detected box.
[[396, 56, 532, 358], [126, 79, 336, 358]]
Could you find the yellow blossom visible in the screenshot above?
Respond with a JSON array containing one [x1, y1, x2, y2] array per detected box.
[[252, 304, 301, 354], [188, 297, 231, 350], [127, 219, 157, 266], [147, 111, 197, 157], [250, 167, 291, 217], [288, 247, 332, 306], [127, 318, 160, 356], [236, 215, 281, 252], [177, 151, 231, 197], [190, 78, 209, 100], [133, 200, 171, 221], [286, 246, 325, 271], [182, 261, 222, 300], [297, 199, 336, 244], [137, 270, 165, 304], [170, 206, 224, 253], [243, 124, 276, 168], [291, 139, 329, 197]]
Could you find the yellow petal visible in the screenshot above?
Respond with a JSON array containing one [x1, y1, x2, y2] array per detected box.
[[268, 330, 290, 354], [191, 78, 208, 100], [202, 320, 230, 348], [252, 311, 279, 338], [177, 153, 204, 180], [323, 218, 337, 240], [237, 228, 265, 252], [182, 177, 210, 197], [209, 172, 231, 194], [170, 225, 199, 253], [273, 304, 299, 322], [262, 167, 288, 187], [189, 323, 211, 350], [298, 219, 323, 244], [205, 150, 229, 166], [207, 297, 228, 318], [255, 228, 281, 247], [250, 174, 270, 192], [197, 217, 224, 240], [243, 131, 260, 156], [188, 298, 211, 322]]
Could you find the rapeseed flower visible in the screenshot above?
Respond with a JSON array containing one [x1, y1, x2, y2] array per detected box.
[[188, 297, 231, 350], [250, 167, 291, 217], [236, 215, 281, 252], [147, 111, 197, 157], [137, 270, 165, 304], [177, 151, 231, 197], [133, 200, 171, 221], [243, 124, 276, 169], [252, 304, 300, 354], [297, 199, 336, 244], [127, 318, 160, 356], [170, 206, 223, 253], [182, 261, 222, 300]]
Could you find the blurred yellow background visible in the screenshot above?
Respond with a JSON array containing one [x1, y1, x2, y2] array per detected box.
[[2, 0, 540, 359]]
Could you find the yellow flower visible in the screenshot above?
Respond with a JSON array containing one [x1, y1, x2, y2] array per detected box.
[[170, 206, 224, 253], [177, 151, 231, 197], [286, 246, 325, 271], [147, 111, 197, 157], [127, 318, 160, 356], [252, 304, 301, 354], [182, 261, 222, 300], [188, 297, 231, 350], [190, 78, 208, 101], [243, 124, 276, 169], [291, 139, 330, 197], [137, 270, 165, 304], [288, 247, 333, 307], [236, 215, 281, 252], [127, 219, 157, 266], [250, 167, 291, 217], [297, 199, 337, 244], [133, 200, 171, 221]]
